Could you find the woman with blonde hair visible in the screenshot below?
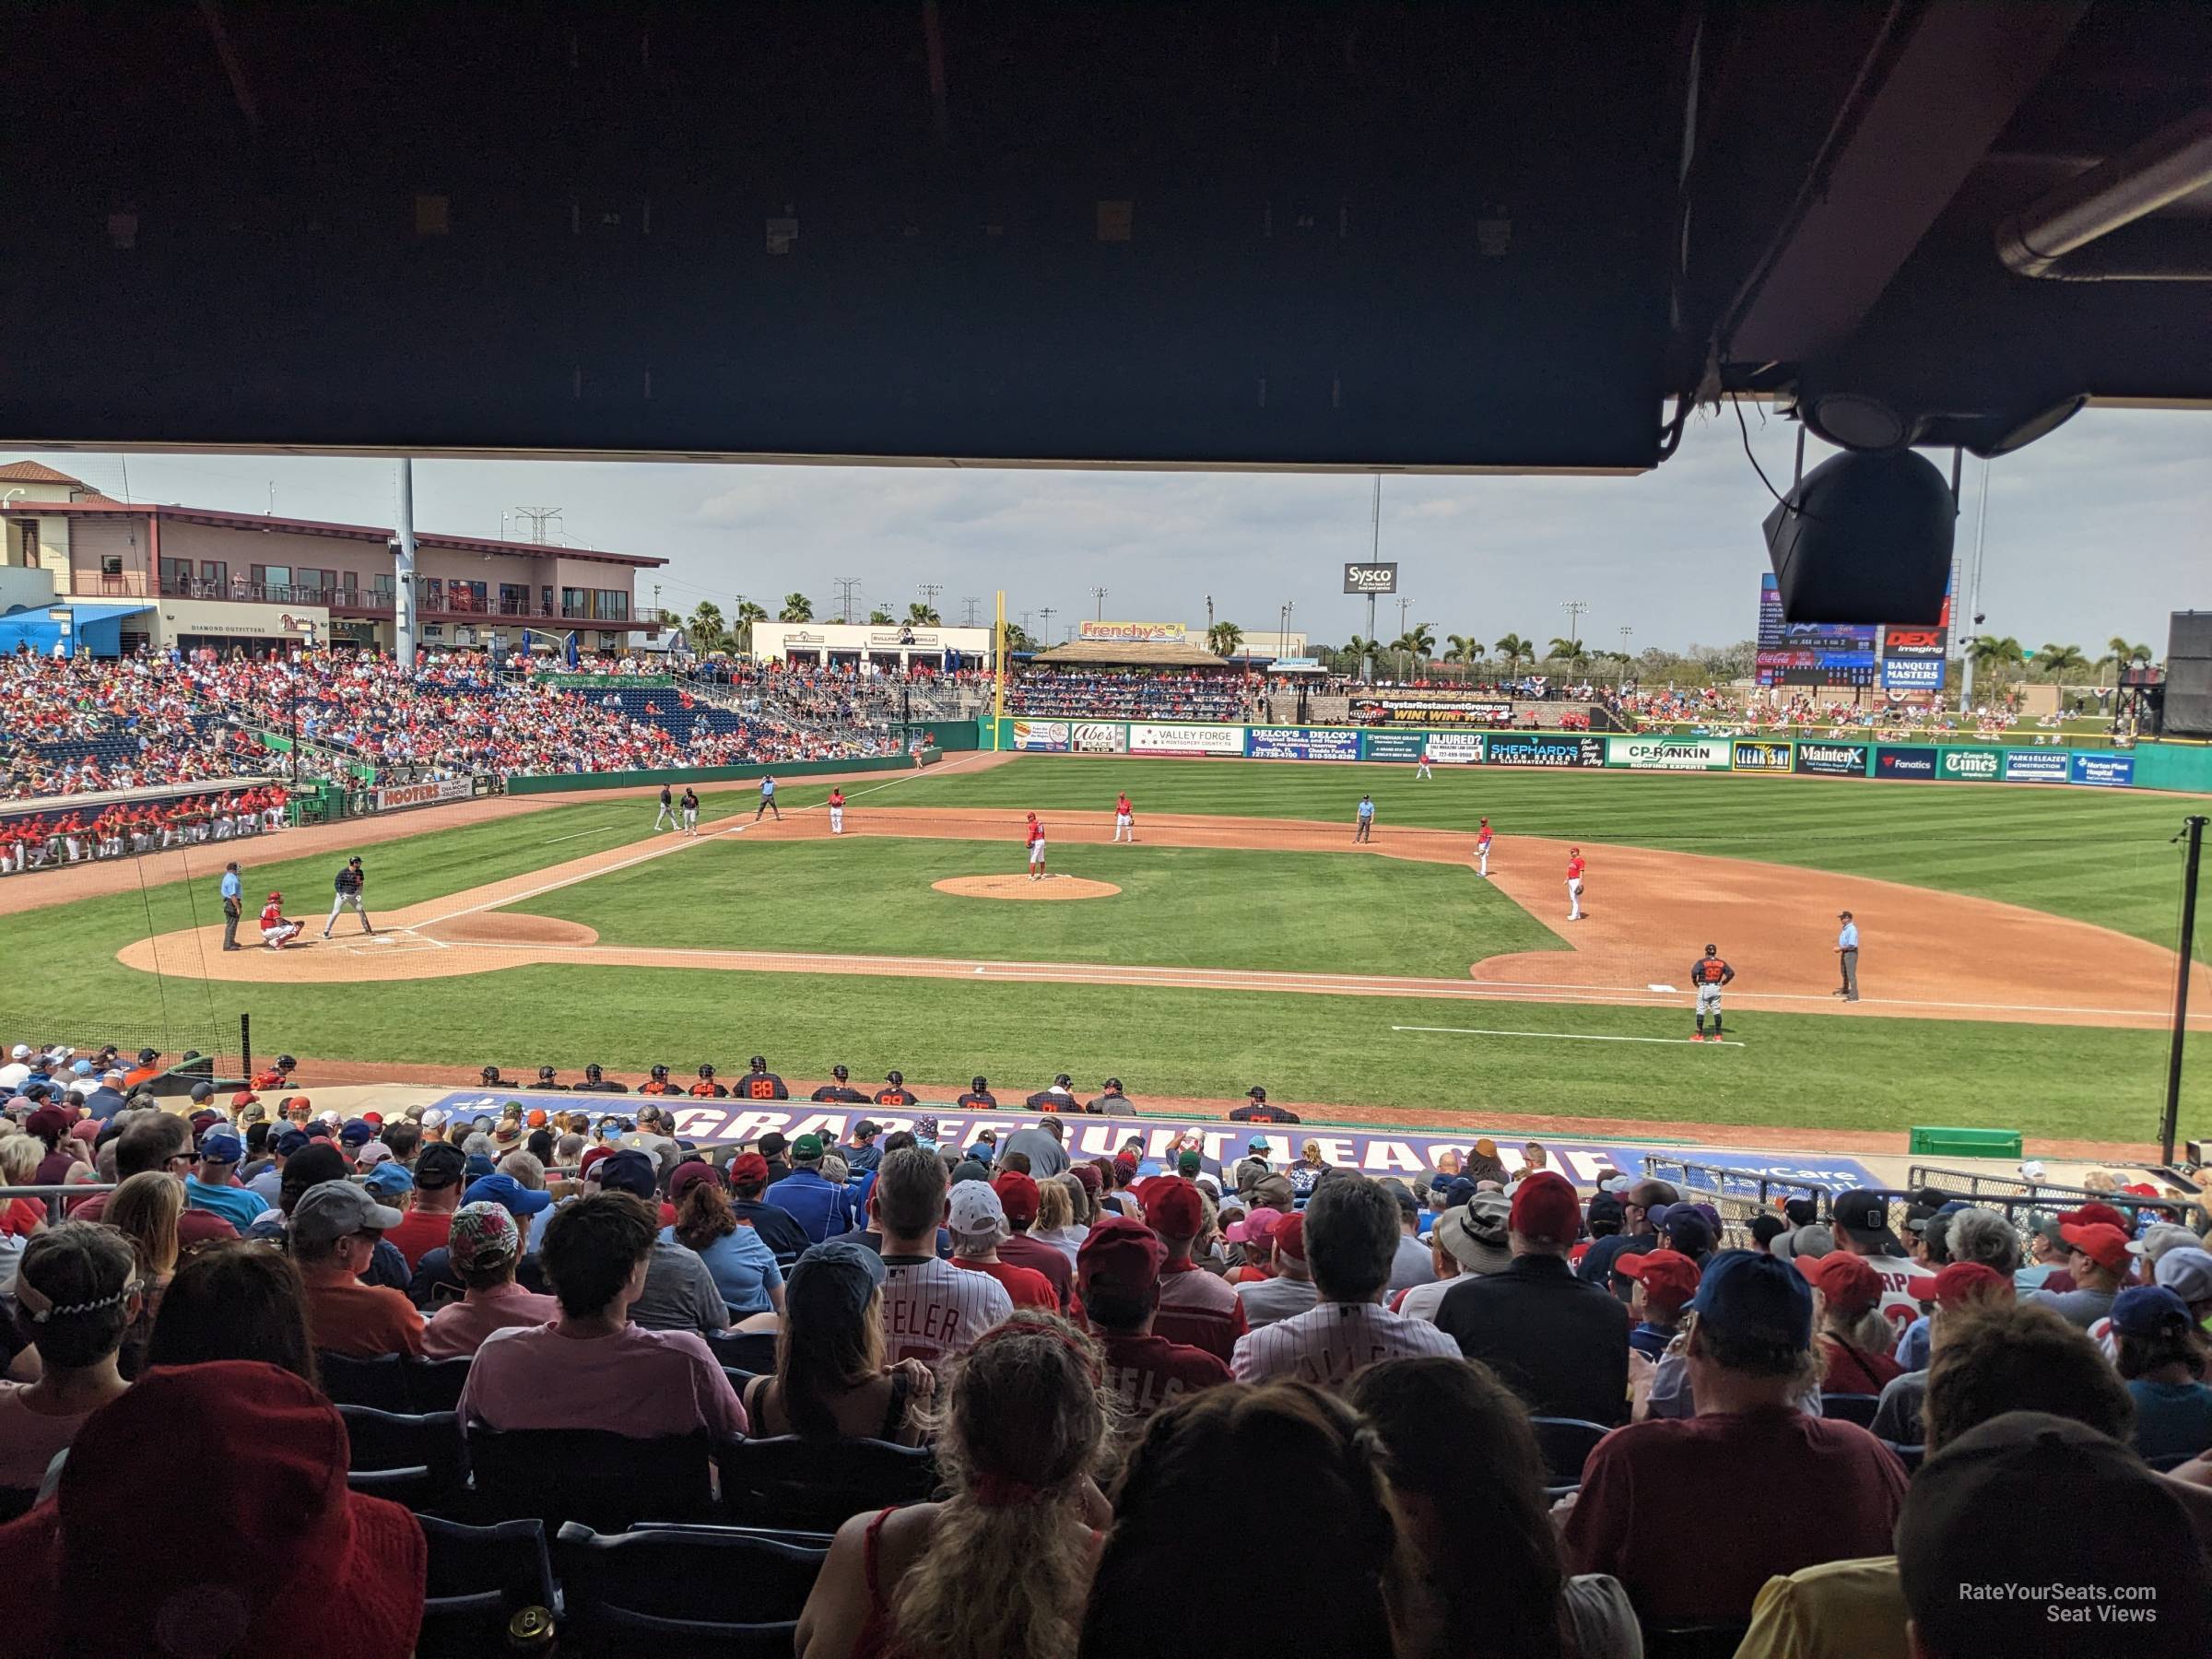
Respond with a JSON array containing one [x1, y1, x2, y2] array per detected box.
[[797, 1311, 1114, 1659], [1288, 1139, 1328, 1202], [1034, 1176, 1087, 1265], [104, 1171, 182, 1377]]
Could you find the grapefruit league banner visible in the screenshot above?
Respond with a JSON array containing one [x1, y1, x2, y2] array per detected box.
[[424, 1094, 1876, 1193]]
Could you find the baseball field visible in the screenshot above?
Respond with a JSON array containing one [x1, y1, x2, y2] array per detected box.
[[11, 751, 2210, 1152]]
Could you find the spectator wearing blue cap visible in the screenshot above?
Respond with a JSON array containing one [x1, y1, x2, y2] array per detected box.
[[181, 1132, 268, 1230], [1562, 1249, 1908, 1626], [247, 1128, 312, 1206], [2111, 1284, 2212, 1464], [590, 1148, 729, 1338], [362, 1161, 414, 1204]]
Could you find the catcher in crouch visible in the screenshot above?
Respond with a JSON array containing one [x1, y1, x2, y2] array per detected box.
[[260, 891, 304, 950]]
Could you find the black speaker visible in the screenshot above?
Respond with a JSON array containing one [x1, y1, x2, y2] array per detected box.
[[2166, 610, 2212, 738], [1762, 450, 1955, 626]]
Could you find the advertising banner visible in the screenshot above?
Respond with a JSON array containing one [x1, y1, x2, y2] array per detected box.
[[1731, 739, 1794, 772], [1078, 619, 1186, 644], [1880, 626, 1948, 661], [1350, 695, 1515, 725], [1881, 658, 1945, 690], [1068, 722, 1127, 755], [1876, 746, 1938, 781], [1009, 721, 1070, 752], [1245, 727, 1361, 762], [1936, 747, 2001, 782], [1360, 730, 1429, 763], [1426, 731, 1487, 765], [1486, 733, 1606, 769], [372, 777, 475, 812], [1343, 562, 1399, 595], [423, 1093, 1879, 1193], [1795, 741, 1870, 778], [2003, 749, 2072, 783], [2071, 753, 2136, 788], [1607, 736, 1733, 771], [1128, 723, 1247, 757]]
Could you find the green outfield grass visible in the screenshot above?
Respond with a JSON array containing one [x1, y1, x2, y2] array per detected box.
[[509, 837, 1561, 976], [895, 755, 2206, 957], [1, 762, 2203, 1143]]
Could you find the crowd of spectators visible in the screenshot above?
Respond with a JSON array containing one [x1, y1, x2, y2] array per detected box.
[[1, 649, 274, 799], [1006, 666, 1250, 722], [0, 782, 288, 877], [4, 1045, 2211, 1653]]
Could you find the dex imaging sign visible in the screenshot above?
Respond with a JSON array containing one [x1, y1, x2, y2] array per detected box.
[[1343, 562, 1398, 595]]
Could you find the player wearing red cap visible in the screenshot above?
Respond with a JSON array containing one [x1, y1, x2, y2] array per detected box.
[[1476, 816, 1493, 877], [1024, 812, 1047, 881], [257, 892, 303, 950], [1566, 846, 1586, 921], [1112, 792, 1135, 843]]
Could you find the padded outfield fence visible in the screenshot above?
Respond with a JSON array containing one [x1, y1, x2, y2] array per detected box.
[[988, 717, 2212, 794]]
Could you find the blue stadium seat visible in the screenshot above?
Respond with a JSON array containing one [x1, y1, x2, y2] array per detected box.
[[466, 1427, 715, 1530], [410, 1356, 475, 1414], [1529, 1416, 1612, 1487], [706, 1329, 778, 1374], [1641, 1623, 1753, 1659], [317, 1351, 414, 1412], [715, 1434, 938, 1531], [1879, 1440, 1925, 1474], [1819, 1393, 1882, 1429], [555, 1521, 828, 1655], [415, 1515, 559, 1659], [339, 1406, 467, 1510]]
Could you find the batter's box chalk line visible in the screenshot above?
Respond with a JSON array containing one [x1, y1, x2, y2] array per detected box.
[[1392, 1024, 1744, 1049]]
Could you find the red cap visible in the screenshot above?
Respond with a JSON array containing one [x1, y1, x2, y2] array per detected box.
[[1145, 1177, 1204, 1240], [667, 1161, 723, 1205], [1077, 1216, 1163, 1302], [360, 1112, 383, 1127], [1113, 1152, 1138, 1181], [525, 1109, 548, 1128], [579, 1145, 614, 1180], [2058, 1203, 2131, 1236], [230, 1091, 259, 1108], [1272, 1211, 1307, 1262], [1508, 1171, 1582, 1246], [1903, 1261, 2013, 1307], [1615, 1249, 1700, 1312], [2060, 1221, 2132, 1273], [1795, 1251, 1884, 1315], [991, 1171, 1040, 1227], [728, 1152, 771, 1188]]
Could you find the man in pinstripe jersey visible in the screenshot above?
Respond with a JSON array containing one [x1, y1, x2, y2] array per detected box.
[[869, 1147, 1012, 1369]]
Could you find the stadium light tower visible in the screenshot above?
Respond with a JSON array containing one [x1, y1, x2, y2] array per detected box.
[[1562, 598, 1589, 656], [1090, 584, 1108, 621], [1039, 606, 1056, 646]]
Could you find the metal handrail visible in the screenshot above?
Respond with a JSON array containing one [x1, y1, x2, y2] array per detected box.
[[0, 1182, 118, 1226]]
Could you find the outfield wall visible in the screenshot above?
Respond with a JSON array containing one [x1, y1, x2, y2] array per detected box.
[[990, 718, 2206, 794], [505, 751, 930, 794]]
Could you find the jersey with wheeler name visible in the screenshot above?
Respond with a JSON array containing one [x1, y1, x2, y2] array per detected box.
[[738, 1071, 788, 1100]]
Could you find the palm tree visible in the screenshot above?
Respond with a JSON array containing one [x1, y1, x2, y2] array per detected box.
[[1492, 633, 1532, 674], [733, 600, 768, 653], [778, 592, 814, 623], [1547, 636, 1590, 669], [1403, 622, 1437, 659], [2036, 643, 2088, 681], [1347, 634, 1380, 674], [1206, 620, 1246, 658], [1969, 634, 2024, 688], [1000, 620, 1035, 656], [685, 601, 729, 654], [1444, 632, 1483, 664], [907, 601, 941, 625], [867, 607, 895, 625], [2097, 635, 2154, 685]]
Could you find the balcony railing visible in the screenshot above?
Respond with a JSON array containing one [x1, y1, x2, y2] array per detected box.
[[154, 573, 659, 628]]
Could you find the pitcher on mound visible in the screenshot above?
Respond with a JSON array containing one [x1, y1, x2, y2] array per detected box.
[[1025, 812, 1048, 881]]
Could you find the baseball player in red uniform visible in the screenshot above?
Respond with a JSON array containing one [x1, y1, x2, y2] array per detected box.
[[1416, 747, 1432, 781], [1691, 944, 1735, 1041], [1476, 818, 1493, 878], [1565, 846, 1586, 922], [1113, 792, 1135, 843], [829, 788, 846, 835], [259, 891, 303, 949], [1026, 812, 1047, 880]]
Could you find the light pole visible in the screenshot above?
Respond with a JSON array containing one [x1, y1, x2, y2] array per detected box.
[[1561, 599, 1589, 680], [1090, 585, 1108, 622], [1618, 625, 1633, 688]]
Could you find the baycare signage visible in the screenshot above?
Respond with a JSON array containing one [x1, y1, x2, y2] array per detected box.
[[1486, 733, 1606, 768], [1876, 746, 1938, 780], [1731, 740, 1794, 772], [1069, 722, 1127, 755], [1608, 736, 1732, 771], [1128, 722, 1246, 756], [1078, 619, 1186, 644], [1246, 727, 1361, 761], [1881, 626, 1948, 661], [1795, 742, 1870, 778], [1937, 747, 2001, 782], [1342, 562, 1399, 594]]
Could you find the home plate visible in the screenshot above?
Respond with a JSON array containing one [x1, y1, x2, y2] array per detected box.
[[1648, 982, 1677, 993]]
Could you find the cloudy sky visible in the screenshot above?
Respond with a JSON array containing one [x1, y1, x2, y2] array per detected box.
[[39, 404, 2206, 655]]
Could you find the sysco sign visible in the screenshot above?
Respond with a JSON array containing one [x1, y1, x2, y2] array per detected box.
[[1342, 562, 1399, 594]]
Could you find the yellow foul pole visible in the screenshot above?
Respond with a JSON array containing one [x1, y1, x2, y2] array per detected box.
[[992, 588, 1006, 750]]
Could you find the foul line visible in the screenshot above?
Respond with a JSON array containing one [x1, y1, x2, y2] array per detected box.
[[414, 751, 1001, 931], [1393, 1024, 1746, 1049]]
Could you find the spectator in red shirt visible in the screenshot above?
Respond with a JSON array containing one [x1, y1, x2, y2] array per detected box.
[[947, 1182, 1057, 1311], [1562, 1250, 1908, 1625], [990, 1171, 1074, 1311], [1145, 1178, 1248, 1362], [1797, 1252, 1905, 1395], [382, 1141, 468, 1268], [1077, 1216, 1230, 1426]]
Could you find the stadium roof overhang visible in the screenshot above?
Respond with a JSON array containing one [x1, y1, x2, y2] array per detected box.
[[1, 4, 2206, 474], [1031, 641, 1232, 670]]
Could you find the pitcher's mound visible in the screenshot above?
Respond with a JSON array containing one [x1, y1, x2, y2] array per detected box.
[[933, 875, 1121, 901], [434, 912, 600, 946]]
